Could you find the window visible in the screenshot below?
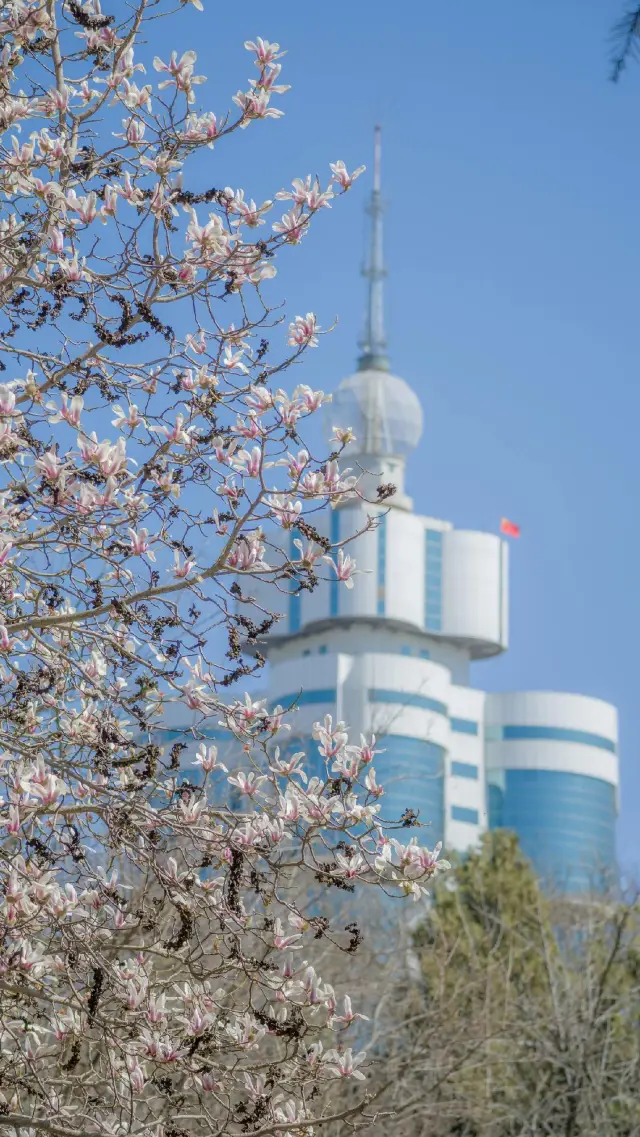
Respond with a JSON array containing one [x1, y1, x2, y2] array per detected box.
[[424, 528, 443, 632], [368, 688, 448, 716], [400, 645, 411, 656], [318, 645, 328, 655], [451, 717, 479, 736], [419, 649, 431, 660], [277, 688, 337, 707], [302, 649, 311, 657], [451, 761, 479, 779], [499, 724, 616, 754], [451, 805, 479, 825]]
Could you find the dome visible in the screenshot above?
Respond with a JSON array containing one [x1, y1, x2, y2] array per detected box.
[[327, 367, 423, 460]]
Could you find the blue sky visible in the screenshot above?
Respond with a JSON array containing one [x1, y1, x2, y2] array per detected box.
[[183, 0, 640, 871]]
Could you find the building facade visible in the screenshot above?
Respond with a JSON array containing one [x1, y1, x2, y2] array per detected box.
[[243, 129, 619, 893]]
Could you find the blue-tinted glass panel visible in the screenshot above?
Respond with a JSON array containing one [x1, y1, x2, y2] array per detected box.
[[369, 688, 448, 716], [400, 646, 411, 656], [451, 761, 479, 779], [451, 805, 479, 824], [500, 769, 617, 892], [376, 735, 445, 843], [451, 717, 479, 736], [419, 649, 431, 660], [424, 528, 443, 633], [500, 724, 616, 754], [277, 688, 337, 708], [488, 783, 504, 828]]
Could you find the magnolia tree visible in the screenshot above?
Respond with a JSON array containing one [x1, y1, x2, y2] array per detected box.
[[0, 3, 449, 1135]]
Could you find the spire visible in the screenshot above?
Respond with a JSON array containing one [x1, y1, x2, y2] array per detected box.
[[358, 125, 389, 372]]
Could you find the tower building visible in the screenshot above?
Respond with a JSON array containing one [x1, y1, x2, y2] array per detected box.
[[244, 128, 619, 893]]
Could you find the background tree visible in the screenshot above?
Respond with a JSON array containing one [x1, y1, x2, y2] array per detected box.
[[0, 3, 450, 1135], [321, 831, 640, 1137]]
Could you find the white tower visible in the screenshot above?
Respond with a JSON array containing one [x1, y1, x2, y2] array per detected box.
[[242, 130, 619, 891]]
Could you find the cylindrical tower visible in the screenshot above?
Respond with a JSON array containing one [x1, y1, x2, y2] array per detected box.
[[485, 691, 618, 891]]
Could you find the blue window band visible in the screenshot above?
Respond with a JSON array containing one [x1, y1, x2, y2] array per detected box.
[[277, 688, 337, 708], [494, 725, 616, 755], [451, 761, 479, 779], [276, 688, 448, 716], [424, 528, 443, 633], [451, 717, 479, 736], [368, 688, 448, 717], [493, 769, 617, 892], [451, 805, 479, 824]]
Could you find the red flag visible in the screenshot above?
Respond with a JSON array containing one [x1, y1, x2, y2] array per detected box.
[[500, 518, 521, 538]]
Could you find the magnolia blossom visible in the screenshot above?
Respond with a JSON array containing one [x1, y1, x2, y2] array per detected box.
[[227, 770, 267, 798], [330, 425, 356, 445], [273, 208, 307, 244], [226, 187, 273, 228], [128, 528, 156, 561], [277, 175, 334, 211], [182, 110, 220, 147], [194, 744, 227, 774], [47, 395, 83, 427], [324, 547, 358, 588], [288, 313, 319, 348], [57, 253, 90, 281], [0, 385, 19, 417], [323, 1047, 367, 1080], [244, 37, 285, 67], [171, 550, 197, 578], [0, 540, 13, 568], [266, 494, 302, 528], [35, 450, 66, 483], [153, 50, 206, 104], [0, 17, 450, 1137], [332, 994, 369, 1026], [330, 160, 366, 190], [111, 403, 145, 430], [293, 537, 324, 569]]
